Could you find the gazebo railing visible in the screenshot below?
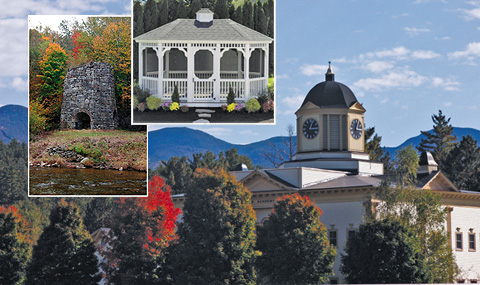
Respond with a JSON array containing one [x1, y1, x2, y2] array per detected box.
[[194, 80, 214, 100], [164, 71, 187, 79], [162, 79, 187, 100], [145, 71, 158, 78], [249, 78, 266, 97], [220, 80, 245, 101], [141, 77, 158, 95]]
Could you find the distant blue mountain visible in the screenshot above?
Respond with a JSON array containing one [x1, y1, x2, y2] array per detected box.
[[148, 127, 480, 169], [148, 127, 295, 168], [384, 127, 480, 157], [0, 105, 27, 143]]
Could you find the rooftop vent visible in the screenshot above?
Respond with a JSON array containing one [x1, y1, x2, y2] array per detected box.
[[418, 151, 438, 174], [196, 8, 214, 23]]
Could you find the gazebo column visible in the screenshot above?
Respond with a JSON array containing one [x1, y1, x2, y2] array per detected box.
[[187, 43, 195, 102], [213, 44, 221, 101], [156, 46, 164, 99], [165, 50, 170, 78], [237, 51, 242, 79], [244, 44, 251, 100], [264, 46, 269, 91], [138, 44, 144, 80]]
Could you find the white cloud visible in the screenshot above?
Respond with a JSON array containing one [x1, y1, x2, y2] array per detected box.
[[277, 74, 290, 80], [443, 102, 452, 107], [281, 94, 304, 115], [431, 77, 461, 91], [364, 46, 411, 60], [201, 127, 232, 137], [300, 64, 329, 76], [364, 61, 394, 73], [353, 67, 427, 92], [411, 50, 440, 59], [11, 77, 28, 91], [404, 27, 431, 36], [448, 42, 480, 60], [239, 130, 259, 136]]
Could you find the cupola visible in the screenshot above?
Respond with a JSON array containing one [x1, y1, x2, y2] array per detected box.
[[196, 8, 214, 23]]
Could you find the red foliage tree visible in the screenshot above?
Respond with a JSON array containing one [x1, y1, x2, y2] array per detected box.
[[102, 176, 180, 284]]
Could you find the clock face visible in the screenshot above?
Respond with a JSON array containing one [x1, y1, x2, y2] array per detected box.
[[350, 119, 363, 140], [303, 118, 319, 139]]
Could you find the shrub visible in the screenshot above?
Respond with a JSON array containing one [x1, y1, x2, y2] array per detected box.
[[172, 85, 180, 103], [161, 101, 171, 111], [180, 105, 189, 113], [221, 104, 228, 112], [137, 102, 146, 112], [262, 99, 274, 112], [245, 98, 261, 113], [146, 96, 162, 110], [227, 87, 236, 105], [133, 95, 139, 109], [170, 102, 180, 111], [133, 82, 151, 103], [227, 103, 236, 112]]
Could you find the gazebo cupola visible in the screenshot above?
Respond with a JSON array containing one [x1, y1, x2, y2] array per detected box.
[[134, 8, 273, 107]]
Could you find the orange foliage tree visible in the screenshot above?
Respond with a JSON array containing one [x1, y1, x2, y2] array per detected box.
[[102, 176, 180, 284], [0, 206, 32, 284]]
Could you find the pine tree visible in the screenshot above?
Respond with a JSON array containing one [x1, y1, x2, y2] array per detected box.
[[395, 145, 419, 187], [417, 110, 457, 170], [143, 0, 159, 32], [171, 84, 180, 103], [172, 169, 257, 284], [158, 0, 169, 26], [0, 206, 31, 285], [26, 200, 101, 285], [189, 0, 202, 18], [443, 135, 480, 190], [232, 5, 243, 24], [257, 194, 336, 284], [214, 0, 229, 18], [176, 0, 189, 19], [133, 1, 144, 81], [256, 4, 267, 35], [243, 0, 254, 29]]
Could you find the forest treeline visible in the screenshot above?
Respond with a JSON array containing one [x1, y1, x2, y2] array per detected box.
[[133, 0, 275, 79], [29, 17, 132, 133]]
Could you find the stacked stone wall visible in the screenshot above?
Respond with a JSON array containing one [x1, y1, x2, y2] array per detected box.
[[60, 62, 117, 129]]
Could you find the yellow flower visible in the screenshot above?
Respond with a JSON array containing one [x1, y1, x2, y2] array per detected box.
[[227, 103, 236, 112], [170, 102, 180, 111]]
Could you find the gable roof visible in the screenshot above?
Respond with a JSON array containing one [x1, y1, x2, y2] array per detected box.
[[135, 19, 273, 43]]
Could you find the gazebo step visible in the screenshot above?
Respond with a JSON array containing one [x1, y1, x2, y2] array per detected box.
[[195, 109, 215, 113], [198, 113, 211, 119], [193, 119, 210, 124]]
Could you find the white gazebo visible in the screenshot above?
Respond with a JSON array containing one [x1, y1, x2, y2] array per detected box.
[[134, 8, 273, 107]]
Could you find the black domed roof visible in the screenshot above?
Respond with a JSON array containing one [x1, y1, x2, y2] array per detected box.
[[301, 64, 359, 109]]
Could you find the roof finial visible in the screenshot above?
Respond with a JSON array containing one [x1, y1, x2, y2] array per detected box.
[[325, 61, 335, 81]]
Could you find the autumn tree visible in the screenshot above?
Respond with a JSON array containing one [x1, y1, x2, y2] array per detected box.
[[341, 219, 428, 283], [256, 194, 336, 284], [395, 145, 419, 187], [102, 176, 180, 284], [26, 200, 101, 285], [418, 110, 457, 170], [0, 206, 31, 285], [443, 135, 480, 191], [172, 169, 258, 284], [36, 42, 68, 130]]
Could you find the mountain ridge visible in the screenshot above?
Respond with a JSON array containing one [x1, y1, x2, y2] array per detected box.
[[0, 104, 28, 143]]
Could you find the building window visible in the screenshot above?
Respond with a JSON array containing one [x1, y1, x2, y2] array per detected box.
[[469, 233, 476, 251], [346, 229, 356, 243], [456, 232, 463, 251], [329, 230, 337, 247], [471, 279, 478, 283]]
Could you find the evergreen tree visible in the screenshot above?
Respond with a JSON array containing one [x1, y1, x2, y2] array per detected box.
[[256, 4, 267, 35], [0, 140, 28, 205], [171, 84, 180, 103], [0, 206, 31, 285], [158, 0, 169, 26], [157, 156, 193, 194], [443, 135, 480, 190], [256, 194, 336, 284], [214, 0, 229, 18], [176, 0, 189, 19], [243, 0, 254, 29], [172, 169, 257, 284], [341, 219, 428, 283], [143, 0, 159, 32], [417, 110, 457, 170], [26, 200, 101, 285], [189, 0, 202, 18], [133, 1, 144, 80], [232, 5, 243, 24]]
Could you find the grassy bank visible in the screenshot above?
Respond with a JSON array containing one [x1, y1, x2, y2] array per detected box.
[[30, 130, 147, 171]]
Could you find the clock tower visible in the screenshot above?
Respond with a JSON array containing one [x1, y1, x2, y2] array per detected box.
[[282, 63, 383, 175]]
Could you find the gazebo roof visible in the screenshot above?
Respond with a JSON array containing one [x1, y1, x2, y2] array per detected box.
[[134, 18, 273, 43]]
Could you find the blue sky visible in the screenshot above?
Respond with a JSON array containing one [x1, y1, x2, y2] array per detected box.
[[2, 0, 480, 147]]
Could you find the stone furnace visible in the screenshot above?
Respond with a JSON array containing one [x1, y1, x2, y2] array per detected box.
[[60, 62, 117, 129]]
